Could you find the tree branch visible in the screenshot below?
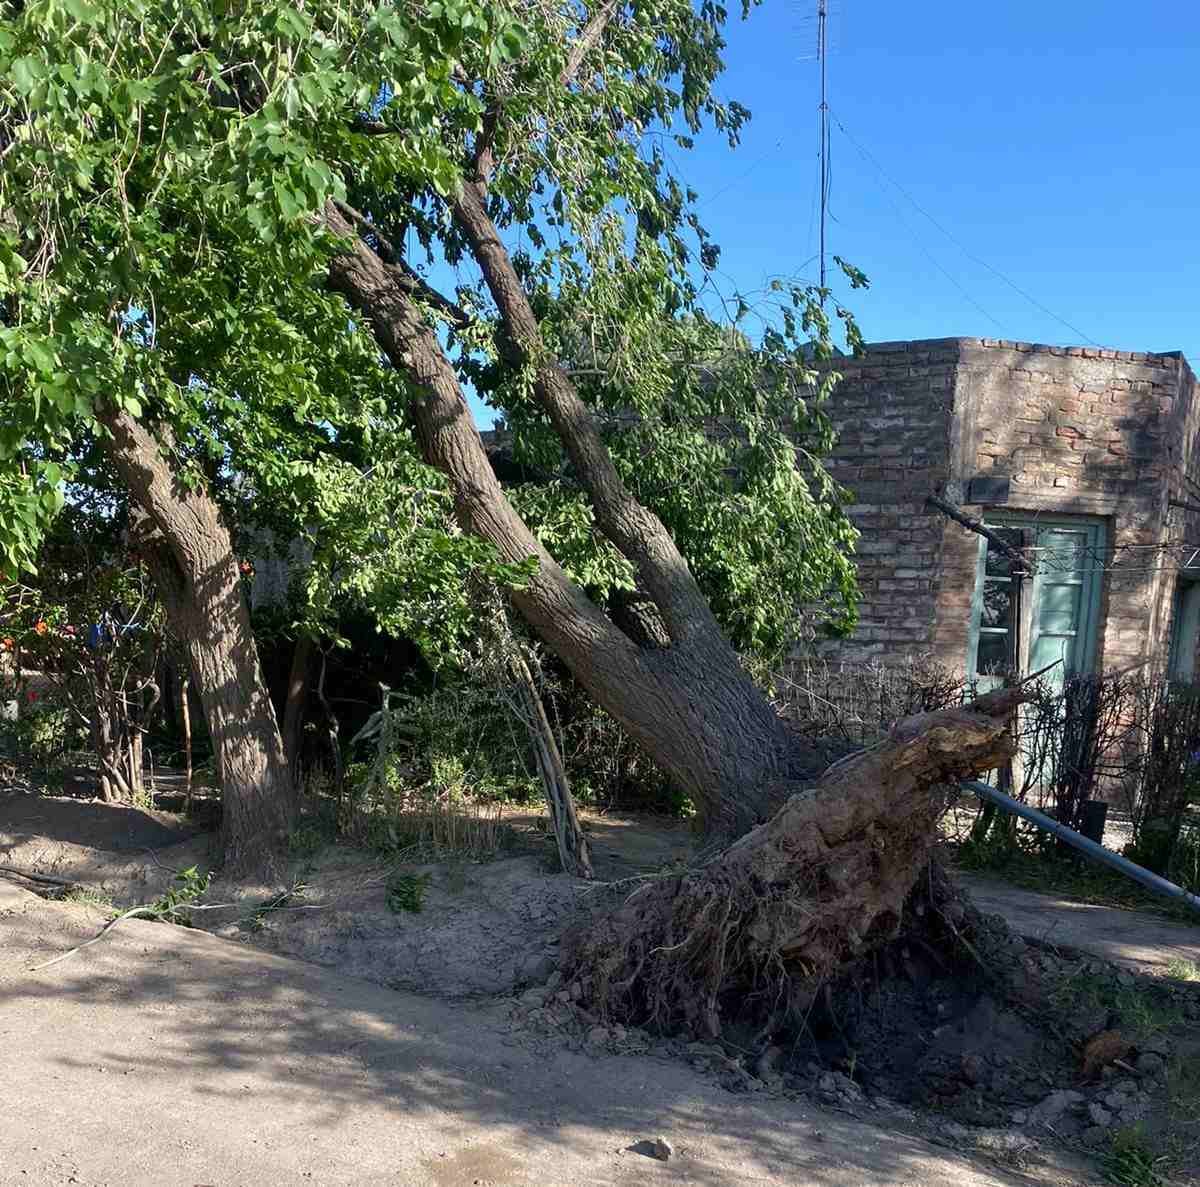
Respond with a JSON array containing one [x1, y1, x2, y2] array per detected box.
[[926, 492, 1030, 576], [561, 0, 620, 88], [331, 200, 472, 331], [449, 180, 729, 646]]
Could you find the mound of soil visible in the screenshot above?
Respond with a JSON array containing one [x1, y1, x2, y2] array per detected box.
[[228, 847, 591, 997], [0, 791, 200, 852]]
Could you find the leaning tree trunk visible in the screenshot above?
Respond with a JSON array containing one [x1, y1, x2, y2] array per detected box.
[[324, 207, 797, 841], [563, 687, 1027, 1038], [97, 405, 294, 872]]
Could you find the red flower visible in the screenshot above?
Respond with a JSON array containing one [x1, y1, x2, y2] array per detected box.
[[26, 690, 37, 703], [33, 620, 48, 636]]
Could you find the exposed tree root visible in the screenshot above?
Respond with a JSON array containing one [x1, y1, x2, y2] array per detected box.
[[564, 689, 1027, 1038]]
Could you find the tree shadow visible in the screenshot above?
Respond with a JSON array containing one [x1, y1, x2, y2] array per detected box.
[[0, 900, 1045, 1187]]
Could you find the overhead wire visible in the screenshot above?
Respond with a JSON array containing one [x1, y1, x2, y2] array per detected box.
[[829, 109, 1100, 347]]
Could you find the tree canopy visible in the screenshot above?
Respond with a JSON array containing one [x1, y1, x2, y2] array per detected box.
[[1, 0, 863, 673]]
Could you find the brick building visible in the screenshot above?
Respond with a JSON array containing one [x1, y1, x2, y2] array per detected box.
[[819, 337, 1200, 684]]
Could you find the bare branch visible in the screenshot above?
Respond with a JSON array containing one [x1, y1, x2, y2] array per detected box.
[[926, 491, 1029, 575]]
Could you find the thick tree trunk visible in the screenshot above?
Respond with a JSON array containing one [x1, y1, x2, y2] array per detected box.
[[324, 207, 795, 838], [564, 688, 1027, 1038], [281, 636, 312, 784], [97, 405, 294, 872]]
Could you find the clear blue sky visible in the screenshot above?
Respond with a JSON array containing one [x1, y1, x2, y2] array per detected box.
[[684, 0, 1200, 360], [465, 1, 1200, 425]]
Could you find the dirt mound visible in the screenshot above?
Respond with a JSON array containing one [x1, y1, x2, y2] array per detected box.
[[0, 792, 211, 904], [0, 791, 200, 852], [227, 847, 592, 997]]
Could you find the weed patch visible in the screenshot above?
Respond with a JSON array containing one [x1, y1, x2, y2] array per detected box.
[[385, 871, 431, 914]]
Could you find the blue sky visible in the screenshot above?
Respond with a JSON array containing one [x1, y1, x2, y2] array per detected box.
[[683, 0, 1200, 358], [465, 0, 1200, 424]]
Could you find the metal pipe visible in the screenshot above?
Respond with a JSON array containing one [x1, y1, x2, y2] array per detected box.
[[962, 779, 1200, 918]]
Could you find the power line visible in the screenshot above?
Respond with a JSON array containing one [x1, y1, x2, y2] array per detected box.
[[830, 109, 1101, 348], [830, 109, 1006, 332]]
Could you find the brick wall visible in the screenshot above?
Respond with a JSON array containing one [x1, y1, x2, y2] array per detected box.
[[819, 338, 1198, 674], [818, 340, 962, 659]]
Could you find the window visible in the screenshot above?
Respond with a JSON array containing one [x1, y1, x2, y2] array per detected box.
[[1168, 576, 1200, 681], [967, 515, 1105, 688]]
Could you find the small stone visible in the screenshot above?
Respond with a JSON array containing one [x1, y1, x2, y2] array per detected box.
[[1028, 1089, 1085, 1125], [1088, 1103, 1113, 1128], [650, 1137, 673, 1161], [610, 1025, 627, 1043], [1010, 1110, 1028, 1126], [1135, 1052, 1166, 1078], [961, 1053, 985, 1085], [586, 1026, 609, 1046], [520, 953, 556, 983]]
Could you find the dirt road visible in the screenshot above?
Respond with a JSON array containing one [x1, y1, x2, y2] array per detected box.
[[0, 880, 1083, 1187]]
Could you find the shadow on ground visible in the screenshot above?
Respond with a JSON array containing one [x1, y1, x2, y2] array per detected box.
[[0, 882, 1072, 1187]]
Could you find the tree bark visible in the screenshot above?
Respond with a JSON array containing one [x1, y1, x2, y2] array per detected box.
[[324, 206, 796, 839], [281, 635, 312, 784], [96, 404, 294, 872], [564, 688, 1028, 1037]]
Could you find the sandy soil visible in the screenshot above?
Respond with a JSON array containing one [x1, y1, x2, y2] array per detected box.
[[5, 790, 1200, 1184], [0, 876, 1090, 1187]]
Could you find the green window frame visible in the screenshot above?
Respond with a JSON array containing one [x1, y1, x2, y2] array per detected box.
[[966, 514, 1106, 685]]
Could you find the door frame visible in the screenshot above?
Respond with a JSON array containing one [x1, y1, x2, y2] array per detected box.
[[966, 513, 1107, 680]]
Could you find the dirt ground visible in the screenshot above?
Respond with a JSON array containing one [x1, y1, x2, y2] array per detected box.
[[4, 788, 1200, 1184], [1, 874, 1094, 1187]]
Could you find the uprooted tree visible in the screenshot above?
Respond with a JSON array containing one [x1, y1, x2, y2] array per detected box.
[[1, 0, 1017, 1021]]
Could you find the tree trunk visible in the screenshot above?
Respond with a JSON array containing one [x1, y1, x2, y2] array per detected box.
[[281, 636, 312, 784], [92, 706, 131, 803], [324, 206, 796, 839], [96, 404, 294, 872], [563, 688, 1027, 1037]]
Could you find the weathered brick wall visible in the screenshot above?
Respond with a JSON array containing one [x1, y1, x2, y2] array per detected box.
[[818, 340, 960, 659], [819, 338, 1194, 675], [1160, 353, 1200, 672]]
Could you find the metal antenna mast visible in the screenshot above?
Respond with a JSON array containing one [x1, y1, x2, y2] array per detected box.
[[817, 0, 829, 297]]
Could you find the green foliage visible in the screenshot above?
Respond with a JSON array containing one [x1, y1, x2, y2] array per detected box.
[[1, 0, 862, 673], [61, 885, 115, 910], [147, 865, 211, 925], [288, 817, 337, 862], [0, 697, 72, 764], [1102, 1125, 1164, 1187], [385, 870, 432, 914]]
